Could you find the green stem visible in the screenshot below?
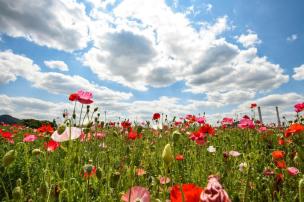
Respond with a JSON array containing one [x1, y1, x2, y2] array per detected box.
[[78, 104, 84, 127]]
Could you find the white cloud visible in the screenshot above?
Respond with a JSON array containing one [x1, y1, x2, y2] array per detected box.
[[292, 64, 304, 80], [44, 60, 69, 71], [0, 50, 40, 84], [287, 34, 298, 42], [0, 0, 90, 51], [206, 4, 213, 12], [236, 30, 261, 48], [0, 50, 133, 102]]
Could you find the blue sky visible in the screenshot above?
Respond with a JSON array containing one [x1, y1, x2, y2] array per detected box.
[[0, 0, 303, 123]]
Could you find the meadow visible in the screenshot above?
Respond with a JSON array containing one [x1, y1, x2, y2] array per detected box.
[[0, 90, 303, 202]]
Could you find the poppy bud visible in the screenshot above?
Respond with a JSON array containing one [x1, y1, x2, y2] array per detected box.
[[12, 186, 23, 200], [57, 124, 66, 135], [172, 130, 181, 142], [96, 167, 102, 179], [83, 164, 93, 173], [162, 144, 174, 167], [32, 149, 43, 156], [72, 113, 76, 119], [39, 182, 49, 197], [94, 107, 98, 112], [2, 150, 16, 167]]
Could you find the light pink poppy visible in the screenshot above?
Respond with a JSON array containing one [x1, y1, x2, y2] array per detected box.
[[23, 134, 38, 142], [229, 151, 241, 157], [95, 132, 106, 139], [159, 176, 170, 185], [200, 175, 231, 202], [136, 168, 146, 176], [121, 186, 150, 202], [196, 116, 206, 124], [51, 127, 82, 142], [258, 126, 267, 132], [221, 117, 233, 126], [238, 117, 254, 129], [287, 167, 300, 176], [76, 90, 93, 104]]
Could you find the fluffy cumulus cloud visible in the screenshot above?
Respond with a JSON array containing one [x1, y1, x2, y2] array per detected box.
[[292, 64, 304, 80], [0, 50, 132, 101], [0, 0, 90, 51], [82, 0, 288, 98], [44, 60, 69, 71], [236, 30, 262, 48], [0, 94, 68, 120]]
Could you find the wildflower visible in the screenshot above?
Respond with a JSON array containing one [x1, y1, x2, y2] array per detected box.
[[294, 102, 304, 113], [258, 126, 267, 132], [207, 145, 216, 153], [239, 162, 248, 172], [276, 173, 284, 184], [275, 160, 286, 169], [159, 176, 170, 185], [250, 103, 257, 109], [221, 117, 233, 126], [238, 117, 255, 129], [162, 144, 174, 166], [272, 150, 285, 159], [136, 168, 146, 176], [263, 168, 274, 176], [95, 132, 106, 140], [170, 184, 203, 202], [200, 175, 231, 202], [23, 134, 38, 142], [1, 131, 14, 144], [128, 128, 142, 140], [196, 116, 206, 124], [51, 127, 82, 142], [37, 124, 54, 134], [175, 154, 184, 161], [76, 90, 93, 104], [44, 140, 60, 152], [229, 150, 241, 157], [121, 186, 150, 202], [121, 120, 131, 129], [83, 164, 96, 179], [284, 123, 304, 138], [200, 124, 215, 136], [278, 137, 285, 145], [287, 167, 299, 176], [152, 113, 161, 120], [69, 93, 79, 101]]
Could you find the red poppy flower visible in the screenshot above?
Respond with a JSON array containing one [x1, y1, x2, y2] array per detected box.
[[44, 140, 60, 152], [284, 123, 304, 137], [37, 124, 54, 134], [152, 113, 161, 120], [121, 120, 131, 129], [83, 165, 96, 179], [276, 173, 284, 184], [272, 150, 285, 159], [275, 160, 286, 169], [69, 93, 79, 101], [278, 137, 285, 145], [199, 124, 215, 136], [170, 184, 203, 202], [128, 128, 142, 140], [175, 154, 184, 161], [1, 131, 14, 144], [250, 103, 257, 109]]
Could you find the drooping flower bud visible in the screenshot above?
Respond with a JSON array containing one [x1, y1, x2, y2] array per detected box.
[[12, 186, 23, 200], [96, 167, 102, 180], [162, 144, 174, 167], [57, 124, 66, 135], [2, 150, 16, 167], [172, 130, 181, 142], [32, 148, 43, 155]]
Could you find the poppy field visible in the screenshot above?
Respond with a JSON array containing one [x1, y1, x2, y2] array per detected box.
[[0, 90, 304, 202]]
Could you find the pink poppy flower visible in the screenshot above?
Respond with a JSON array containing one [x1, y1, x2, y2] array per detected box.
[[221, 117, 233, 126], [258, 126, 267, 132], [121, 186, 150, 202], [23, 134, 38, 142], [159, 176, 170, 185], [200, 175, 231, 202], [294, 102, 304, 113], [76, 90, 93, 104], [229, 151, 241, 157], [95, 132, 106, 140], [287, 167, 300, 176], [196, 116, 206, 124], [51, 127, 82, 142], [238, 117, 255, 129]]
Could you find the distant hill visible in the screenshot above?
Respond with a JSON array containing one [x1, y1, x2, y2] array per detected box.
[[0, 114, 21, 124], [0, 114, 55, 128]]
